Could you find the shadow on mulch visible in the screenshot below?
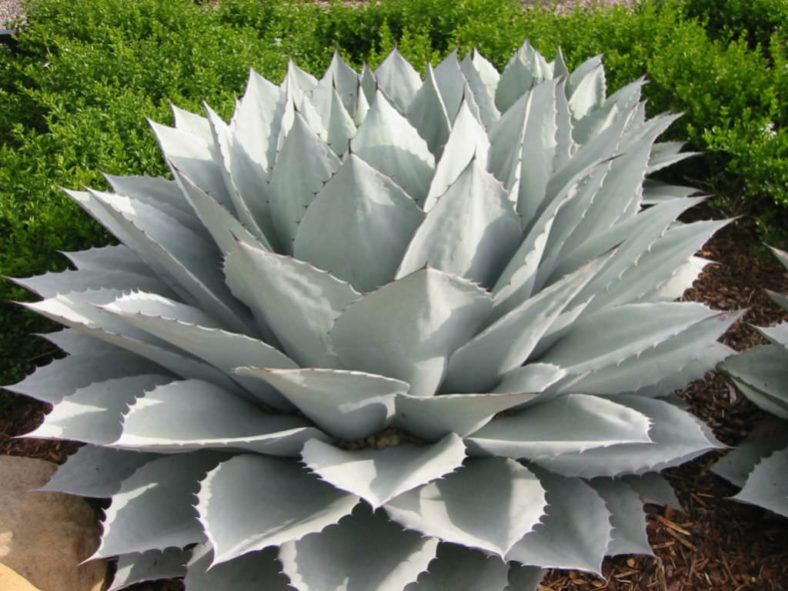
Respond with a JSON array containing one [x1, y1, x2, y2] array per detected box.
[[1, 214, 786, 591]]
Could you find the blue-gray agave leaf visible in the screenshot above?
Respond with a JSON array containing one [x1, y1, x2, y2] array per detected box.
[[717, 246, 788, 517], [13, 42, 734, 589]]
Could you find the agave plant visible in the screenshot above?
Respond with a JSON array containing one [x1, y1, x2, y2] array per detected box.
[[715, 247, 788, 518], [12, 42, 736, 589]]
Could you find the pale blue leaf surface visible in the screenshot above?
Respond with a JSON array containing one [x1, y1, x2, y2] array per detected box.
[[104, 174, 203, 234], [407, 64, 451, 158], [224, 240, 361, 368], [203, 104, 272, 244], [9, 349, 164, 405], [406, 543, 509, 591], [108, 548, 191, 591], [331, 268, 492, 396], [459, 55, 499, 131], [374, 48, 422, 113], [495, 41, 551, 113], [539, 302, 719, 376], [513, 79, 559, 224], [351, 90, 435, 203], [149, 120, 231, 208], [171, 163, 271, 254], [533, 396, 721, 477], [184, 543, 294, 591], [423, 100, 490, 211], [236, 368, 405, 440], [318, 50, 360, 114], [113, 379, 324, 456], [393, 391, 539, 440], [466, 394, 651, 459], [96, 451, 224, 558], [197, 454, 359, 564], [444, 256, 604, 393], [29, 374, 170, 445], [384, 458, 546, 557], [565, 310, 740, 396], [589, 478, 652, 556], [39, 445, 156, 498], [397, 159, 521, 286], [281, 504, 438, 591], [72, 189, 252, 333], [432, 49, 466, 123], [269, 113, 341, 250], [566, 55, 605, 120], [506, 565, 545, 591], [722, 345, 788, 417], [13, 266, 168, 301], [507, 470, 611, 573], [23, 290, 245, 396], [294, 154, 424, 293], [102, 291, 297, 409], [466, 49, 500, 108], [301, 434, 466, 508], [172, 104, 213, 141], [621, 473, 680, 508], [712, 420, 788, 488]]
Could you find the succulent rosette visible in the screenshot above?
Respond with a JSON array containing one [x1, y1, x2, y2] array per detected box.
[[715, 246, 788, 518], [12, 42, 736, 589]]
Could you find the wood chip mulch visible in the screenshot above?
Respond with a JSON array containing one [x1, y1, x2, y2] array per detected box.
[[1, 213, 786, 591]]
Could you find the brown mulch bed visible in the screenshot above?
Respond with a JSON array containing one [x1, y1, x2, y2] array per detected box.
[[2, 214, 787, 590]]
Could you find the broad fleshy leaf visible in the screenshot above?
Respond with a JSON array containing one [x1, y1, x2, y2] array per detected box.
[[507, 470, 612, 572], [108, 548, 191, 591], [407, 64, 452, 158], [393, 391, 540, 440], [331, 267, 492, 396], [533, 396, 721, 477], [9, 348, 165, 404], [29, 374, 171, 445], [590, 478, 653, 556], [732, 448, 788, 517], [237, 367, 405, 441], [280, 504, 438, 590], [301, 434, 466, 508], [183, 543, 294, 591], [375, 48, 422, 113], [294, 153, 424, 292], [96, 451, 224, 558], [712, 419, 788, 488], [721, 346, 788, 418], [197, 454, 359, 564], [443, 256, 604, 393], [224, 240, 361, 368], [466, 393, 652, 459], [424, 100, 491, 211], [397, 158, 521, 286], [269, 113, 341, 250], [384, 458, 546, 557], [113, 379, 325, 455], [39, 445, 157, 498], [101, 291, 297, 409], [406, 543, 510, 591], [351, 90, 435, 203]]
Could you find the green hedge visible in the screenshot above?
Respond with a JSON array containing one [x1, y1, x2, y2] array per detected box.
[[1, 0, 786, 390]]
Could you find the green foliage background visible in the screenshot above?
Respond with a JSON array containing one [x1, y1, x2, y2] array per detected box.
[[1, 0, 786, 392]]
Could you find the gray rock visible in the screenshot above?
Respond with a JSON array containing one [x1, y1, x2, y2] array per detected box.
[[0, 455, 107, 591]]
